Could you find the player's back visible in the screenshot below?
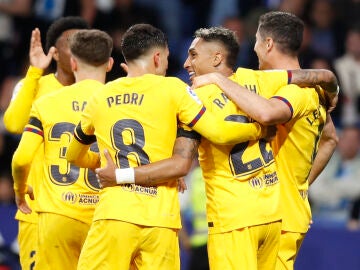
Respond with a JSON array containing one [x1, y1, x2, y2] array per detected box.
[[30, 80, 101, 224], [86, 74, 204, 229]]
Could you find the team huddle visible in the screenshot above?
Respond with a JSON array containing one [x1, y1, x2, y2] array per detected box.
[[6, 11, 339, 270]]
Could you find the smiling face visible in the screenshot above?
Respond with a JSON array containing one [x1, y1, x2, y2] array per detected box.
[[183, 37, 221, 83]]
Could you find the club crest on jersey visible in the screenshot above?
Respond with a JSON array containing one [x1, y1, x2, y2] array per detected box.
[[186, 86, 202, 104], [248, 172, 279, 189]]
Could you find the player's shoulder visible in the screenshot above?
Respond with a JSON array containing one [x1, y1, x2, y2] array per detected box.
[[194, 83, 220, 97], [158, 75, 188, 87], [151, 76, 189, 95], [35, 85, 70, 106], [39, 73, 57, 84], [283, 84, 317, 96], [234, 67, 254, 73], [233, 67, 259, 83]]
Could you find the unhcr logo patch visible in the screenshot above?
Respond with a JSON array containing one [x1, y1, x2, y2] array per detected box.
[[122, 184, 158, 197], [249, 177, 263, 189], [62, 192, 77, 204], [264, 172, 279, 186]]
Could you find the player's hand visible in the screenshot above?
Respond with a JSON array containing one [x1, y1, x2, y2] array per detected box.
[[315, 85, 338, 113], [178, 177, 187, 193], [29, 28, 55, 70], [191, 73, 219, 89], [95, 149, 117, 188], [325, 91, 338, 113], [15, 185, 34, 214], [120, 63, 129, 74], [263, 125, 277, 142], [27, 185, 35, 200]]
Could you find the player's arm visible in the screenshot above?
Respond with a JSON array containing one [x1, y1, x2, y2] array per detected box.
[[308, 114, 338, 185], [185, 103, 272, 144], [4, 67, 43, 133], [96, 128, 200, 188], [290, 69, 338, 95], [192, 72, 291, 125], [290, 69, 339, 112], [66, 123, 99, 170], [12, 117, 43, 214], [4, 28, 55, 133]]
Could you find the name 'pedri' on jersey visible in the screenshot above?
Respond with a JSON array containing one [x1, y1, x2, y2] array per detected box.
[[74, 74, 208, 229]]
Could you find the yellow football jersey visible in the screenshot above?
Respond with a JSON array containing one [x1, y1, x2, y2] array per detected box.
[[195, 68, 288, 234], [19, 80, 101, 225], [76, 75, 203, 229], [234, 68, 326, 232], [270, 85, 326, 233], [74, 74, 266, 229], [7, 67, 64, 224]]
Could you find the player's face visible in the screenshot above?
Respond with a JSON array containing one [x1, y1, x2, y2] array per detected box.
[[184, 37, 219, 84], [254, 29, 269, 70], [55, 29, 79, 75]]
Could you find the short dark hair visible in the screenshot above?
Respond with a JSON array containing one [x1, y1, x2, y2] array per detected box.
[[121, 23, 168, 62], [258, 11, 304, 56], [69, 29, 113, 66], [194, 27, 240, 69], [45, 16, 89, 52]]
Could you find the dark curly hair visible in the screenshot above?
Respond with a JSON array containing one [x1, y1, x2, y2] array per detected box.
[[45, 16, 89, 53], [194, 27, 240, 70]]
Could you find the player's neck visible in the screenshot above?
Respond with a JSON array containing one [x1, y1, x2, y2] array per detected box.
[[55, 68, 75, 86], [126, 60, 156, 77], [219, 66, 234, 78], [75, 70, 106, 84], [268, 56, 300, 70]]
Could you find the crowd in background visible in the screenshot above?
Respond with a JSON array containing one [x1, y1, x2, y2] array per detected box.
[[0, 0, 360, 269]]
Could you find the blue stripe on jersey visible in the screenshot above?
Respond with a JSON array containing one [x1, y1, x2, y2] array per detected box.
[[28, 116, 43, 130], [188, 106, 206, 128], [74, 124, 96, 145], [24, 127, 43, 137], [287, 70, 292, 84], [272, 96, 293, 118]]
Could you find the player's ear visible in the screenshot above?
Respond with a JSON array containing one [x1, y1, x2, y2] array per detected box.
[[153, 51, 160, 68], [70, 56, 77, 72], [213, 52, 223, 67], [106, 57, 114, 72], [52, 47, 59, 61], [266, 37, 274, 52]]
